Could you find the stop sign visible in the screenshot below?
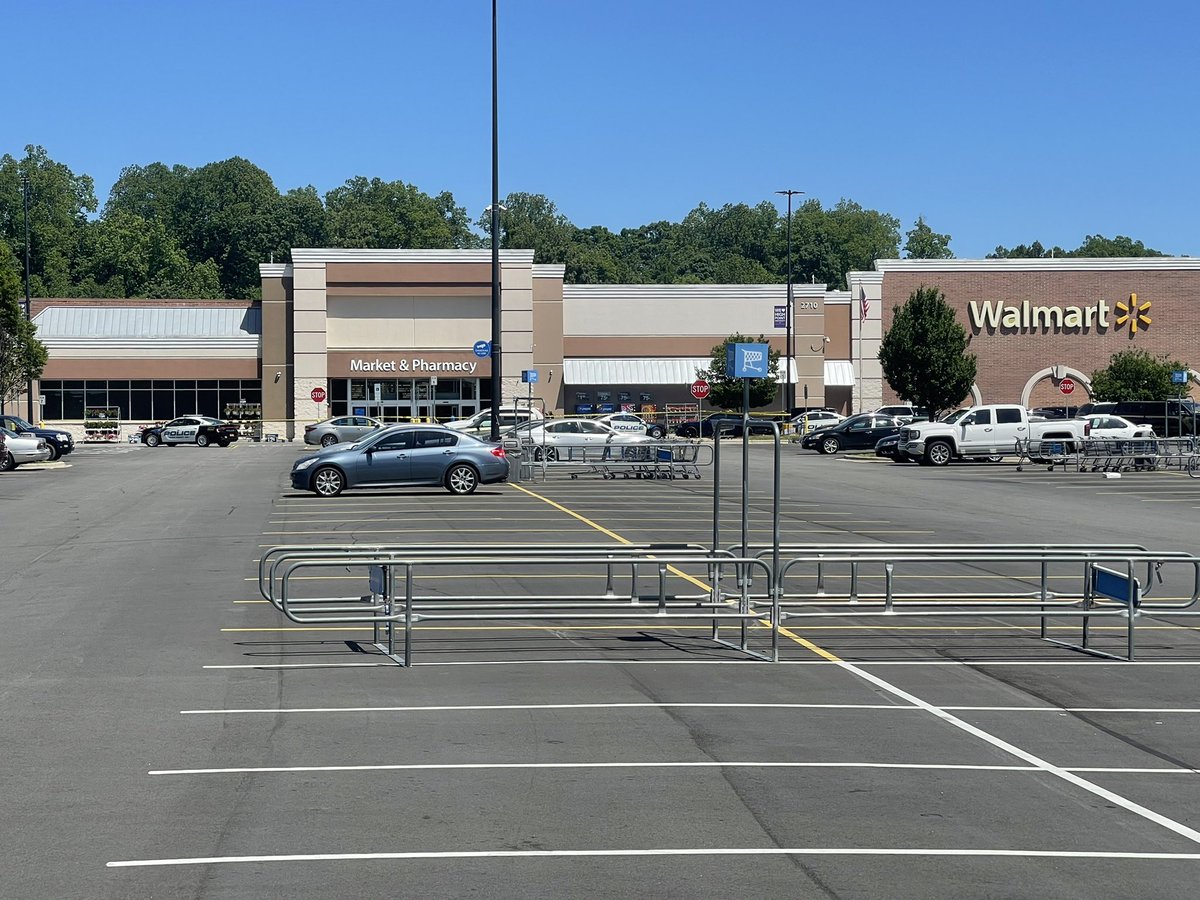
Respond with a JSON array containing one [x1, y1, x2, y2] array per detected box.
[[690, 379, 711, 400], [1058, 378, 1075, 395], [310, 386, 327, 403]]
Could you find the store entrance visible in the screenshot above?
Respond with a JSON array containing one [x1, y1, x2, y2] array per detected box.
[[344, 377, 480, 424]]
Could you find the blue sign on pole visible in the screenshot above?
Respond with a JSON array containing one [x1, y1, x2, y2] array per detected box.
[[774, 305, 787, 328], [473, 340, 492, 358], [726, 342, 770, 379], [1171, 370, 1188, 385], [521, 369, 539, 384]]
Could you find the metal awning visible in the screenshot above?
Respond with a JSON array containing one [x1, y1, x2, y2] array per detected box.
[[824, 360, 856, 386], [563, 358, 802, 385]]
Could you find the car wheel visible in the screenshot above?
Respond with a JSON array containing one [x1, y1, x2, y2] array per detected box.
[[217, 439, 230, 448], [821, 436, 840, 455], [446, 463, 480, 495], [196, 433, 210, 447], [320, 433, 339, 447], [46, 444, 61, 462], [647, 426, 665, 439], [983, 454, 1004, 463], [145, 433, 161, 447], [533, 446, 558, 461], [311, 466, 345, 497], [925, 441, 953, 466], [0, 452, 14, 472]]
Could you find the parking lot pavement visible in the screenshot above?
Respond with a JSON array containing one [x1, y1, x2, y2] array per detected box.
[[8, 443, 1200, 898]]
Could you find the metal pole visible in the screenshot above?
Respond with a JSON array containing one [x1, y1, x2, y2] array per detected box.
[[775, 190, 802, 414], [22, 173, 34, 422], [489, 0, 502, 442]]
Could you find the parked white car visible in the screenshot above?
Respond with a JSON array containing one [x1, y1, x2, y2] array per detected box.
[[790, 409, 844, 436], [596, 412, 666, 439], [446, 405, 544, 435], [1078, 414, 1156, 442], [519, 418, 654, 460], [0, 426, 53, 471]]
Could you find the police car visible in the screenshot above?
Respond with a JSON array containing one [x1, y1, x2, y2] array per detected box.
[[141, 416, 240, 448], [596, 412, 666, 439]]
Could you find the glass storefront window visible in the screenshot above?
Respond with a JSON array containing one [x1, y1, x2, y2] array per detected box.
[[350, 380, 366, 401], [130, 391, 152, 420], [398, 380, 413, 400], [436, 379, 460, 400], [63, 389, 85, 419]]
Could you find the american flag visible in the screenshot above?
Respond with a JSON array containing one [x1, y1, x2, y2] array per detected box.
[[859, 288, 869, 324]]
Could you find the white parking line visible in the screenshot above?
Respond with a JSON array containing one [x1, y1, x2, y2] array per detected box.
[[107, 846, 1200, 868], [202, 659, 1200, 669], [148, 760, 1197, 777]]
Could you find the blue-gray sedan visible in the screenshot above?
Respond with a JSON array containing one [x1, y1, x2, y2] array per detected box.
[[291, 425, 509, 496]]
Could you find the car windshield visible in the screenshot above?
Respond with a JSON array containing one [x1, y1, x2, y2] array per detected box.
[[940, 409, 969, 424], [0, 426, 16, 438], [6, 417, 33, 430]]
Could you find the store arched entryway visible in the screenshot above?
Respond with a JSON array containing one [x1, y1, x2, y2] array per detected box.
[[1021, 365, 1093, 409]]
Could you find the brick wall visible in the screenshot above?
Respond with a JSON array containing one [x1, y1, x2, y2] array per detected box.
[[880, 269, 1199, 405]]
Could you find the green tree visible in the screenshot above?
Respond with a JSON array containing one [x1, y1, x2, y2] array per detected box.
[[478, 192, 575, 263], [903, 216, 953, 259], [878, 285, 977, 418], [76, 211, 223, 298], [989, 234, 1166, 259], [791, 199, 901, 290], [695, 333, 780, 411], [276, 186, 328, 253], [0, 145, 97, 296], [103, 161, 190, 225], [1090, 349, 1190, 401], [172, 157, 284, 299], [0, 240, 48, 405], [326, 176, 475, 252]]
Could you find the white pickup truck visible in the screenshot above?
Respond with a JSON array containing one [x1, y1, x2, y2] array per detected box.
[[897, 404, 1087, 466]]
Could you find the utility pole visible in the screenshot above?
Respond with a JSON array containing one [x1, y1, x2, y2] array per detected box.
[[489, 0, 502, 441]]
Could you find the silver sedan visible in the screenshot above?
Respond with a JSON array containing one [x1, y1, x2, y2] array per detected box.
[[0, 427, 53, 471], [303, 415, 384, 447], [519, 419, 655, 461]]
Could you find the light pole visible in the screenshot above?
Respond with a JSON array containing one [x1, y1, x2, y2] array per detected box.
[[22, 173, 33, 422], [775, 189, 803, 414], [489, 0, 502, 441]]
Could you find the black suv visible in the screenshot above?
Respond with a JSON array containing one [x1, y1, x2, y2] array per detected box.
[[0, 415, 74, 461], [1107, 400, 1197, 438]]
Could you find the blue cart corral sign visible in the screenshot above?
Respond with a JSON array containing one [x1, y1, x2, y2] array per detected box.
[[473, 340, 492, 358], [726, 342, 770, 379], [521, 370, 539, 384], [1091, 565, 1141, 608], [1171, 370, 1188, 385]]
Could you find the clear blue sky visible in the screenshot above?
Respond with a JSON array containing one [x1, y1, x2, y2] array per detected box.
[[9, 0, 1200, 258]]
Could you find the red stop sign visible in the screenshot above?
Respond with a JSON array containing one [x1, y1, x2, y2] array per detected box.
[[310, 387, 327, 403], [690, 380, 711, 400], [1058, 378, 1075, 395]]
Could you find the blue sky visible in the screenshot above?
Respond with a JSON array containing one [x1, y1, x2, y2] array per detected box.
[[9, 0, 1199, 258]]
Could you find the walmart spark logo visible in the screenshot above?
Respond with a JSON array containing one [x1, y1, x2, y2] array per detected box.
[[1115, 292, 1152, 334]]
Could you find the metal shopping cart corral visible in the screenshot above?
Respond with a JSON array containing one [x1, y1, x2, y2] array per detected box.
[[507, 438, 711, 481], [1015, 436, 1081, 471]]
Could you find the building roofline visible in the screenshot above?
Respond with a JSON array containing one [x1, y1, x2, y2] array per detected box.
[[288, 248, 537, 265], [563, 283, 828, 299], [874, 257, 1200, 272]]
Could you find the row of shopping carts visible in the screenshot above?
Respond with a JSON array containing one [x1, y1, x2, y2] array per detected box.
[[502, 438, 711, 481], [1015, 436, 1199, 475]]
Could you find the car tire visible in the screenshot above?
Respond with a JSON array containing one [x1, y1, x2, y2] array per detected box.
[[320, 433, 339, 447], [647, 425, 665, 439], [925, 441, 953, 466], [0, 452, 15, 472], [46, 444, 61, 462], [196, 434, 210, 447], [217, 439, 230, 448], [311, 466, 345, 497], [145, 433, 161, 448], [821, 436, 840, 455], [983, 454, 1004, 463], [445, 463, 480, 495], [533, 446, 558, 461]]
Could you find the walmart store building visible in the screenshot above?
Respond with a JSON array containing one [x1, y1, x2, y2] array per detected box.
[[18, 250, 1199, 439]]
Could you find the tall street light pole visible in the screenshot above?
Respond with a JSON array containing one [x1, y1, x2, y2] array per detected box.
[[775, 189, 803, 414], [489, 0, 502, 442], [22, 173, 34, 422]]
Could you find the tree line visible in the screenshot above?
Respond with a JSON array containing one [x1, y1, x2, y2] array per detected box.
[[0, 144, 1172, 302]]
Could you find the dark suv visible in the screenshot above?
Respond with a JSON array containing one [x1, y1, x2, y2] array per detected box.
[[674, 413, 777, 438], [1107, 400, 1197, 438], [0, 415, 75, 461]]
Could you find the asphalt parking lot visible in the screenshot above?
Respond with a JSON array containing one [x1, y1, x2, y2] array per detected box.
[[4, 440, 1200, 898]]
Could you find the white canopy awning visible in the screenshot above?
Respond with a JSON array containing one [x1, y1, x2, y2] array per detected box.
[[563, 358, 802, 385], [824, 360, 856, 386]]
